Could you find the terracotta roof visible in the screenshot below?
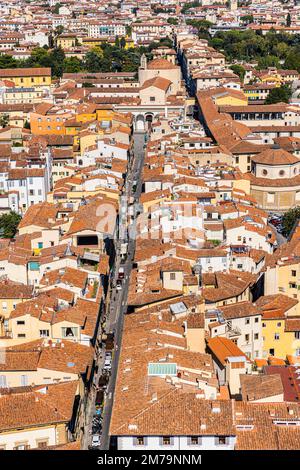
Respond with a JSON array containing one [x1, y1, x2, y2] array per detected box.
[[0, 67, 51, 78], [0, 280, 33, 299], [0, 381, 78, 432], [219, 301, 261, 320], [285, 318, 300, 332], [252, 148, 299, 166], [147, 58, 178, 70], [207, 337, 249, 366], [240, 374, 283, 401], [140, 76, 171, 91]]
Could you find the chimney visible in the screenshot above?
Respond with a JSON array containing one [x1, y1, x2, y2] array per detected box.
[[211, 403, 221, 413]]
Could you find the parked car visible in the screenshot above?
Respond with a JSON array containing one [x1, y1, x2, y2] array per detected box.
[[91, 435, 101, 447], [95, 390, 104, 406], [103, 356, 112, 371], [118, 267, 125, 280]]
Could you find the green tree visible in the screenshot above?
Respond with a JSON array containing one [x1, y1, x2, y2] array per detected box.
[[230, 64, 246, 81], [286, 13, 291, 27], [63, 57, 82, 73], [284, 50, 300, 72], [84, 51, 105, 72], [0, 211, 21, 238], [26, 47, 51, 68], [0, 55, 18, 69], [82, 82, 95, 88], [49, 47, 65, 77], [54, 25, 64, 37], [181, 1, 200, 13], [0, 114, 9, 128], [167, 18, 178, 25], [265, 84, 292, 104], [282, 206, 300, 236], [257, 55, 280, 70], [120, 37, 126, 49], [53, 2, 61, 14], [240, 14, 254, 24]]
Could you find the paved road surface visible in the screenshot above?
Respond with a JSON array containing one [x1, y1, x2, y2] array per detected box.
[[98, 131, 146, 450]]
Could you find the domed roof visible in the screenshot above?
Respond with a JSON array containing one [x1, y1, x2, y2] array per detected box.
[[147, 58, 178, 70], [252, 148, 299, 166]]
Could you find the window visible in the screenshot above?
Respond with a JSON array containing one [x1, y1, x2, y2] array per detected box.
[[254, 333, 259, 340], [135, 437, 145, 446], [162, 436, 172, 445], [150, 96, 155, 102], [292, 270, 297, 277], [62, 327, 78, 338], [216, 436, 228, 446], [17, 334, 26, 338], [274, 333, 280, 340], [39, 330, 49, 338], [245, 334, 249, 342], [245, 318, 250, 325], [189, 436, 201, 445], [17, 320, 25, 325], [255, 317, 259, 323], [0, 375, 7, 388], [20, 375, 28, 386], [295, 332, 300, 340], [170, 272, 176, 281], [37, 440, 48, 449], [267, 192, 275, 203], [13, 443, 30, 450], [277, 322, 281, 327]]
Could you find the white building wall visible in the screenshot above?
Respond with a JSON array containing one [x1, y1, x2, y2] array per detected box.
[[0, 426, 57, 450], [117, 435, 236, 450]]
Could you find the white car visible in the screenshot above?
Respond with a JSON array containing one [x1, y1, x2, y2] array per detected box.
[[92, 435, 101, 447], [103, 358, 112, 371]]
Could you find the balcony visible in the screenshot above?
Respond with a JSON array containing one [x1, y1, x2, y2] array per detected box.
[[226, 325, 241, 338]]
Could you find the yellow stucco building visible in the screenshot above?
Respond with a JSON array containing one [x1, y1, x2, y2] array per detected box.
[[257, 294, 300, 359], [0, 68, 51, 88]]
